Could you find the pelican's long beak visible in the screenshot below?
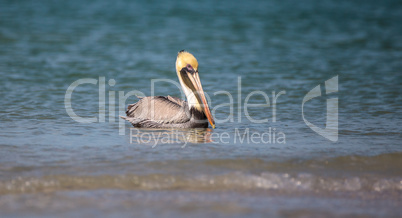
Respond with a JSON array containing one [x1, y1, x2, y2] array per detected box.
[[187, 71, 215, 129]]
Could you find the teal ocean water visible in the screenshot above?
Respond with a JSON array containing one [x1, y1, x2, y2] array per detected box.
[[0, 0, 401, 217]]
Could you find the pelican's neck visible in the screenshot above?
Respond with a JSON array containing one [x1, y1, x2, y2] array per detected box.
[[177, 73, 202, 111]]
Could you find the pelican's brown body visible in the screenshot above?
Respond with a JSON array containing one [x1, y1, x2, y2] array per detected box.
[[122, 96, 209, 128], [121, 51, 215, 129]]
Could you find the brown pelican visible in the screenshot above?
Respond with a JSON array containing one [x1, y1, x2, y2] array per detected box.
[[121, 50, 215, 129]]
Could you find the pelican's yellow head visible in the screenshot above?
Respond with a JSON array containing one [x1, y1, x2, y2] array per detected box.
[[175, 50, 198, 74], [175, 50, 215, 129]]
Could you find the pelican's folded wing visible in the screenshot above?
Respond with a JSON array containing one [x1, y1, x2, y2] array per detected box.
[[121, 96, 190, 127], [166, 95, 186, 107]]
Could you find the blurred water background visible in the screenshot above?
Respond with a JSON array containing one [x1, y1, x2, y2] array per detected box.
[[0, 0, 401, 217]]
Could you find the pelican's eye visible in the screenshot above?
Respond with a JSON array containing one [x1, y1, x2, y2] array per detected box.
[[186, 64, 195, 73]]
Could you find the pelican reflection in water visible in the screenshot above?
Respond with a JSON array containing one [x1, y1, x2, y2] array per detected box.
[[121, 50, 215, 129], [130, 128, 213, 146]]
